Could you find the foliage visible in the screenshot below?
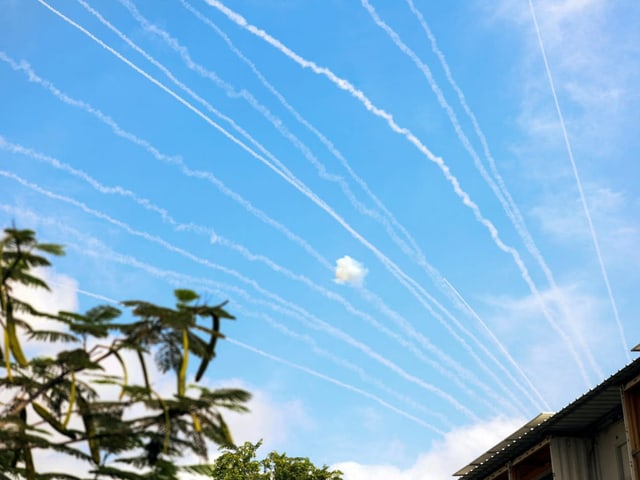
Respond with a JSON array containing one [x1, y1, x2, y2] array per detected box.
[[0, 227, 250, 479], [187, 440, 343, 480]]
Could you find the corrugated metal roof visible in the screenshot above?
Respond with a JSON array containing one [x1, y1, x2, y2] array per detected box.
[[453, 413, 553, 476], [454, 357, 640, 479]]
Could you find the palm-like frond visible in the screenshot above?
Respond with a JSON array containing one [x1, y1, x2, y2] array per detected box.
[[1, 228, 249, 478]]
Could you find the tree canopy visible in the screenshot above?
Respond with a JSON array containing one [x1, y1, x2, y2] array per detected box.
[[0, 227, 250, 479], [188, 440, 344, 480]]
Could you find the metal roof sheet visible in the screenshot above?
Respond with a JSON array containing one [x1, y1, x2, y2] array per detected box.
[[454, 357, 640, 479]]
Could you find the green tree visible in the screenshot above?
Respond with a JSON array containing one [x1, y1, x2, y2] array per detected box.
[[0, 227, 250, 479], [190, 440, 343, 480]]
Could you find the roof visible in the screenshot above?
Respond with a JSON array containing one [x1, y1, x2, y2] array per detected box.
[[454, 356, 640, 479]]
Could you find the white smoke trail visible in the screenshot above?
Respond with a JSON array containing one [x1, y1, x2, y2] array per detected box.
[[8, 137, 514, 414], [34, 0, 522, 412], [178, 0, 546, 410], [0, 209, 442, 430], [0, 49, 331, 270], [0, 174, 479, 420], [34, 1, 549, 412], [75, 0, 298, 186], [403, 0, 597, 394], [361, 0, 603, 385], [178, 0, 424, 264], [227, 338, 444, 432], [203, 0, 591, 386], [527, 0, 629, 361], [117, 0, 402, 244], [10, 10, 535, 417], [0, 52, 529, 413], [1, 135, 519, 415]]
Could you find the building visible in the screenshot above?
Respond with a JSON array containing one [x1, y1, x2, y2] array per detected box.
[[454, 357, 640, 480]]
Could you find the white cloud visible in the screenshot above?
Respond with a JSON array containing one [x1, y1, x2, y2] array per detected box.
[[500, 0, 639, 156], [530, 183, 640, 269], [11, 266, 78, 316], [10, 267, 79, 357], [333, 417, 524, 480], [334, 256, 368, 287], [213, 379, 314, 451]]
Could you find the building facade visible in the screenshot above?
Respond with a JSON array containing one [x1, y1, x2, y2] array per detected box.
[[454, 357, 640, 480]]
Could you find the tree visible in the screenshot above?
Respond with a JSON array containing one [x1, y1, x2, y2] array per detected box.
[[0, 227, 250, 479], [190, 440, 344, 480]]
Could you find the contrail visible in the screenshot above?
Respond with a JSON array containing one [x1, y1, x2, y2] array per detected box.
[[403, 0, 602, 384], [178, 0, 546, 409], [94, 0, 432, 330], [0, 213, 442, 431], [0, 55, 522, 413], [177, 0, 424, 263], [117, 0, 400, 241], [32, 0, 548, 410], [75, 0, 298, 186], [202, 0, 591, 386], [228, 338, 445, 432], [527, 0, 629, 361], [35, 0, 535, 407], [0, 49, 331, 271], [440, 278, 548, 409], [80, 245, 450, 426], [2, 137, 518, 416], [133, 0, 531, 408], [361, 0, 601, 385], [228, 304, 451, 426], [0, 173, 479, 420]]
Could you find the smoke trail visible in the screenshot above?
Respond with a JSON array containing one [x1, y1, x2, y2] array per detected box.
[[178, 0, 424, 265], [3, 137, 511, 413], [2, 135, 521, 415], [36, 1, 551, 412], [35, 0, 526, 411], [178, 0, 547, 410], [0, 49, 331, 270], [0, 174, 479, 420], [0, 209, 443, 430], [361, 0, 603, 385], [76, 0, 298, 186], [527, 0, 629, 361], [0, 52, 526, 413], [228, 338, 444, 432], [118, 0, 402, 244], [203, 0, 591, 385], [402, 0, 601, 388]]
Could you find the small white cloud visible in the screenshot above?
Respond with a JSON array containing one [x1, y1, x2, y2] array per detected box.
[[333, 416, 524, 480], [12, 267, 79, 316], [11, 268, 79, 357], [335, 256, 368, 287]]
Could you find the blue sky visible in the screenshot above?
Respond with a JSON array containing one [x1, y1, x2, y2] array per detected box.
[[1, 0, 639, 478]]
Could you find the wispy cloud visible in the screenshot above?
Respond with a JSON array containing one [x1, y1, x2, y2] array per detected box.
[[530, 183, 640, 270], [334, 416, 525, 480], [495, 0, 640, 156], [481, 282, 627, 403]]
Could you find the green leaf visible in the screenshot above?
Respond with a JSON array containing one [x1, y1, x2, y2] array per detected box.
[[28, 330, 79, 343], [35, 243, 65, 256], [174, 289, 199, 303]]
